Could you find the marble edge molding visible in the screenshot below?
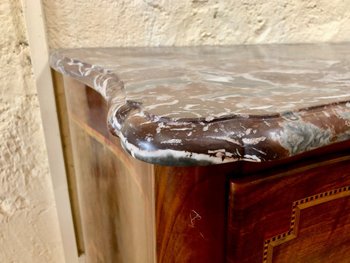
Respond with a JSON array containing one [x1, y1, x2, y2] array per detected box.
[[50, 49, 350, 166]]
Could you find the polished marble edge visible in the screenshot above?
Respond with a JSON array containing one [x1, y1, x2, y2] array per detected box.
[[50, 46, 350, 166]]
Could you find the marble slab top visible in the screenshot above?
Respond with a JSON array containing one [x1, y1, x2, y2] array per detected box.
[[50, 43, 350, 166]]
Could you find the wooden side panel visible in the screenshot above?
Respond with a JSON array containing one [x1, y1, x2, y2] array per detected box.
[[63, 77, 156, 263], [155, 164, 238, 263], [52, 70, 85, 255], [227, 155, 350, 263]]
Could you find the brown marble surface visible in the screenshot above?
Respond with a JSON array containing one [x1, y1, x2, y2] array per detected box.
[[50, 43, 350, 165]]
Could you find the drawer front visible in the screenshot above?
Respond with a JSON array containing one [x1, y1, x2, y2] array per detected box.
[[228, 156, 350, 263]]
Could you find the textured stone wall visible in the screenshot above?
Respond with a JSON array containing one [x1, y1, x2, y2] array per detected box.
[[1, 0, 350, 262], [43, 0, 350, 49], [0, 0, 64, 262]]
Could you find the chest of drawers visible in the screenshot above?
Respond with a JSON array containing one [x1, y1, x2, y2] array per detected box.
[[51, 44, 350, 263]]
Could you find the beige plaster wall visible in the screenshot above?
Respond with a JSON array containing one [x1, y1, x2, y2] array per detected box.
[[1, 0, 350, 262], [0, 0, 64, 262], [43, 0, 350, 49]]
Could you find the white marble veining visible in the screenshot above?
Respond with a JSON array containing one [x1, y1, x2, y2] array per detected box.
[[50, 44, 350, 165]]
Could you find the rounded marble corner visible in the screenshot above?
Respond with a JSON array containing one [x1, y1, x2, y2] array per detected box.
[[107, 100, 350, 166]]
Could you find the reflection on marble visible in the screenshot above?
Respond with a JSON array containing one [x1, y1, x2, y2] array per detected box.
[[50, 44, 350, 165]]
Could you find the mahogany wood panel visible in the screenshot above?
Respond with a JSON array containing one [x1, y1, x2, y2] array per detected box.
[[52, 71, 85, 254], [227, 155, 350, 263], [63, 77, 156, 263], [155, 164, 233, 263]]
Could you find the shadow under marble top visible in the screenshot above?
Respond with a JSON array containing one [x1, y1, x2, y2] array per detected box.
[[50, 43, 350, 166]]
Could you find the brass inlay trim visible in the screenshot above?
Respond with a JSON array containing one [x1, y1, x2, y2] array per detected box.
[[262, 186, 350, 263]]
